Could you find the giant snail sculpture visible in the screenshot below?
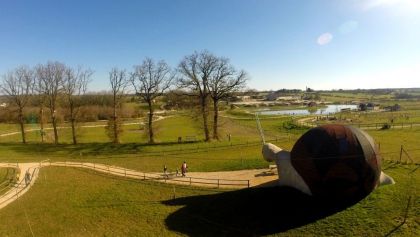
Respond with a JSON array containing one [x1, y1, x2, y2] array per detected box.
[[256, 114, 394, 201]]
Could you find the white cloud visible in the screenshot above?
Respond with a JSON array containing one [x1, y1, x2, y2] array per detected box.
[[317, 33, 333, 45]]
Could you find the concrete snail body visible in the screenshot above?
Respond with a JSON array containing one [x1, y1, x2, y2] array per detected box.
[[262, 124, 394, 200]]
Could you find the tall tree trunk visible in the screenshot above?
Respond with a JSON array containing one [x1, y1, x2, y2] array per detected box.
[[18, 107, 26, 144], [201, 95, 210, 141], [71, 118, 77, 145], [51, 108, 59, 144], [113, 99, 119, 144], [212, 99, 219, 140], [39, 106, 44, 143], [147, 100, 154, 144], [70, 104, 77, 145]]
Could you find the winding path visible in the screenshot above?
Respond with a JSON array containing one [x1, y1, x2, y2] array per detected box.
[[0, 161, 277, 210], [0, 115, 169, 137]]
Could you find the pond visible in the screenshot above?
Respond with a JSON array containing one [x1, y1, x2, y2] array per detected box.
[[258, 104, 358, 116]]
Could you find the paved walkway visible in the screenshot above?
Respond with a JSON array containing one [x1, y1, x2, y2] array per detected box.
[[0, 161, 278, 210], [0, 163, 40, 209]]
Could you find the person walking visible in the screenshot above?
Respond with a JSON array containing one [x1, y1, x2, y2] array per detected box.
[[163, 165, 168, 178], [181, 161, 188, 177]]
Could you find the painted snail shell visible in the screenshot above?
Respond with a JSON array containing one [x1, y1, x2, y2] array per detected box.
[[263, 125, 394, 201]]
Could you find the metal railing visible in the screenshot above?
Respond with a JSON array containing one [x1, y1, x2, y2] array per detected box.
[[0, 160, 49, 208], [50, 161, 250, 189]]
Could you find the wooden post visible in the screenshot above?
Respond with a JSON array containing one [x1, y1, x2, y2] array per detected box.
[[399, 145, 403, 163], [217, 179, 220, 188], [189, 177, 192, 186], [144, 173, 146, 180], [247, 180, 250, 188]]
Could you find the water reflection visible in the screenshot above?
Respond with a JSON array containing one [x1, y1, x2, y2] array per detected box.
[[259, 104, 358, 116]]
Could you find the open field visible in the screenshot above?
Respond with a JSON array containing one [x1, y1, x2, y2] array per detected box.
[[0, 164, 417, 236], [0, 95, 419, 236]]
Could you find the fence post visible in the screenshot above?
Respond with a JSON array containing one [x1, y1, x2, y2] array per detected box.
[[124, 168, 126, 177], [143, 173, 146, 180], [399, 145, 403, 163], [217, 179, 220, 188], [247, 180, 250, 188], [189, 177, 192, 186]]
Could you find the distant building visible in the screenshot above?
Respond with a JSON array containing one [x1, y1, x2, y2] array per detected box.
[[359, 102, 379, 111], [235, 95, 251, 101]]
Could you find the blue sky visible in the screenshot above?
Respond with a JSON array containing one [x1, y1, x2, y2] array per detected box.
[[1, 0, 419, 91]]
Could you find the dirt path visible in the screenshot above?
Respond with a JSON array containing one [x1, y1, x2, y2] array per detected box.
[[0, 161, 278, 210], [0, 115, 170, 137]]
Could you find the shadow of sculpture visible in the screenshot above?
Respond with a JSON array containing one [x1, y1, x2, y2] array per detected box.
[[163, 186, 363, 236]]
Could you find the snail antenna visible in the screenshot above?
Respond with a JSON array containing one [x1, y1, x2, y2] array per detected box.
[[255, 112, 266, 144]]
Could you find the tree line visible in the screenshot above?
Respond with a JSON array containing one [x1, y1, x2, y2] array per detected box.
[[0, 50, 247, 144]]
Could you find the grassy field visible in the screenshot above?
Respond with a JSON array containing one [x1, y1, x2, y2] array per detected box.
[[0, 165, 417, 236], [0, 167, 17, 195], [0, 99, 419, 236]]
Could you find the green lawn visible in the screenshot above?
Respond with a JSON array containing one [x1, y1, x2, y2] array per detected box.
[[0, 167, 17, 195], [0, 164, 417, 236], [0, 107, 419, 236]]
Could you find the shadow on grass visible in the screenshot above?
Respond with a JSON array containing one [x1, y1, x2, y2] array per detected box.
[[0, 141, 201, 157], [163, 187, 361, 236]]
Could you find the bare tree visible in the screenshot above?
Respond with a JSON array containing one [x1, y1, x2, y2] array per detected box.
[[36, 62, 65, 144], [130, 58, 173, 143], [63, 67, 93, 144], [178, 51, 219, 141], [107, 68, 127, 144], [208, 58, 247, 139], [34, 73, 47, 143], [0, 66, 35, 143]]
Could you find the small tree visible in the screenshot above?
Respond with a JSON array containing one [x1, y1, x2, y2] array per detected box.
[[208, 58, 247, 139], [178, 51, 219, 141], [0, 66, 35, 143], [107, 68, 127, 144], [130, 58, 173, 143], [63, 67, 93, 144]]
